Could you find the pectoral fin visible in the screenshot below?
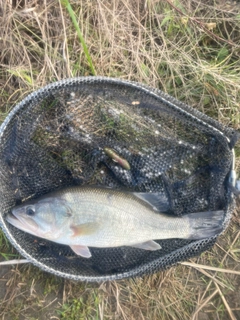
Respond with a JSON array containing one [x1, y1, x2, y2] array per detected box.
[[70, 245, 92, 258], [70, 222, 99, 237], [130, 240, 162, 251]]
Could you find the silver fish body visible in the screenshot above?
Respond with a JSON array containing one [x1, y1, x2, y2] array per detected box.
[[6, 186, 224, 258]]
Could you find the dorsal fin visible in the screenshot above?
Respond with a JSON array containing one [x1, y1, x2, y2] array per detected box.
[[133, 192, 169, 212]]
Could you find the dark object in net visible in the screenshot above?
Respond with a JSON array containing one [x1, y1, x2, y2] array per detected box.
[[0, 77, 237, 281]]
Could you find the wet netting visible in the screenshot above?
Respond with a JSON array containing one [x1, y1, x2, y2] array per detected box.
[[0, 77, 238, 281]]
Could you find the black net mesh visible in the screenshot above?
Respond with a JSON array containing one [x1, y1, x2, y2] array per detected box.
[[0, 77, 237, 281]]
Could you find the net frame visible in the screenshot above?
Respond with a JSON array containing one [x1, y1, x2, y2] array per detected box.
[[0, 76, 237, 281]]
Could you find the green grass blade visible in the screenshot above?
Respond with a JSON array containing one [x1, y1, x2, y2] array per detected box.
[[61, 0, 96, 75]]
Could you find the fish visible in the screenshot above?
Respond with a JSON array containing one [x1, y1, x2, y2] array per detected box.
[[6, 186, 224, 258]]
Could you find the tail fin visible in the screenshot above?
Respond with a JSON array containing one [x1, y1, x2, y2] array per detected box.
[[188, 210, 224, 240]]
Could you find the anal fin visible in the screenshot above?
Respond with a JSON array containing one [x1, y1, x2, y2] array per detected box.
[[130, 240, 162, 251]]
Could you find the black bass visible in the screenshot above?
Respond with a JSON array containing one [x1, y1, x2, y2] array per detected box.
[[6, 186, 224, 258]]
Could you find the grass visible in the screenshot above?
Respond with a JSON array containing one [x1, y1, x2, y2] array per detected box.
[[0, 0, 240, 319], [60, 0, 96, 75]]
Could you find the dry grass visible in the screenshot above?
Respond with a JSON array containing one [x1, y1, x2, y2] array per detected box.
[[0, 0, 240, 319]]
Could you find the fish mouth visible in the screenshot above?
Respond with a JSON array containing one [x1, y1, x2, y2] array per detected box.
[[6, 213, 38, 235], [6, 214, 28, 230]]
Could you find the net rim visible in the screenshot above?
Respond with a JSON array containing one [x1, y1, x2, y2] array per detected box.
[[0, 76, 235, 281]]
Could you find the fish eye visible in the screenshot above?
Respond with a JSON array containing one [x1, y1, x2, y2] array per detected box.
[[26, 207, 35, 216]]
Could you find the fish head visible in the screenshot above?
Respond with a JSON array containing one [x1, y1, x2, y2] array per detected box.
[[7, 197, 72, 240]]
